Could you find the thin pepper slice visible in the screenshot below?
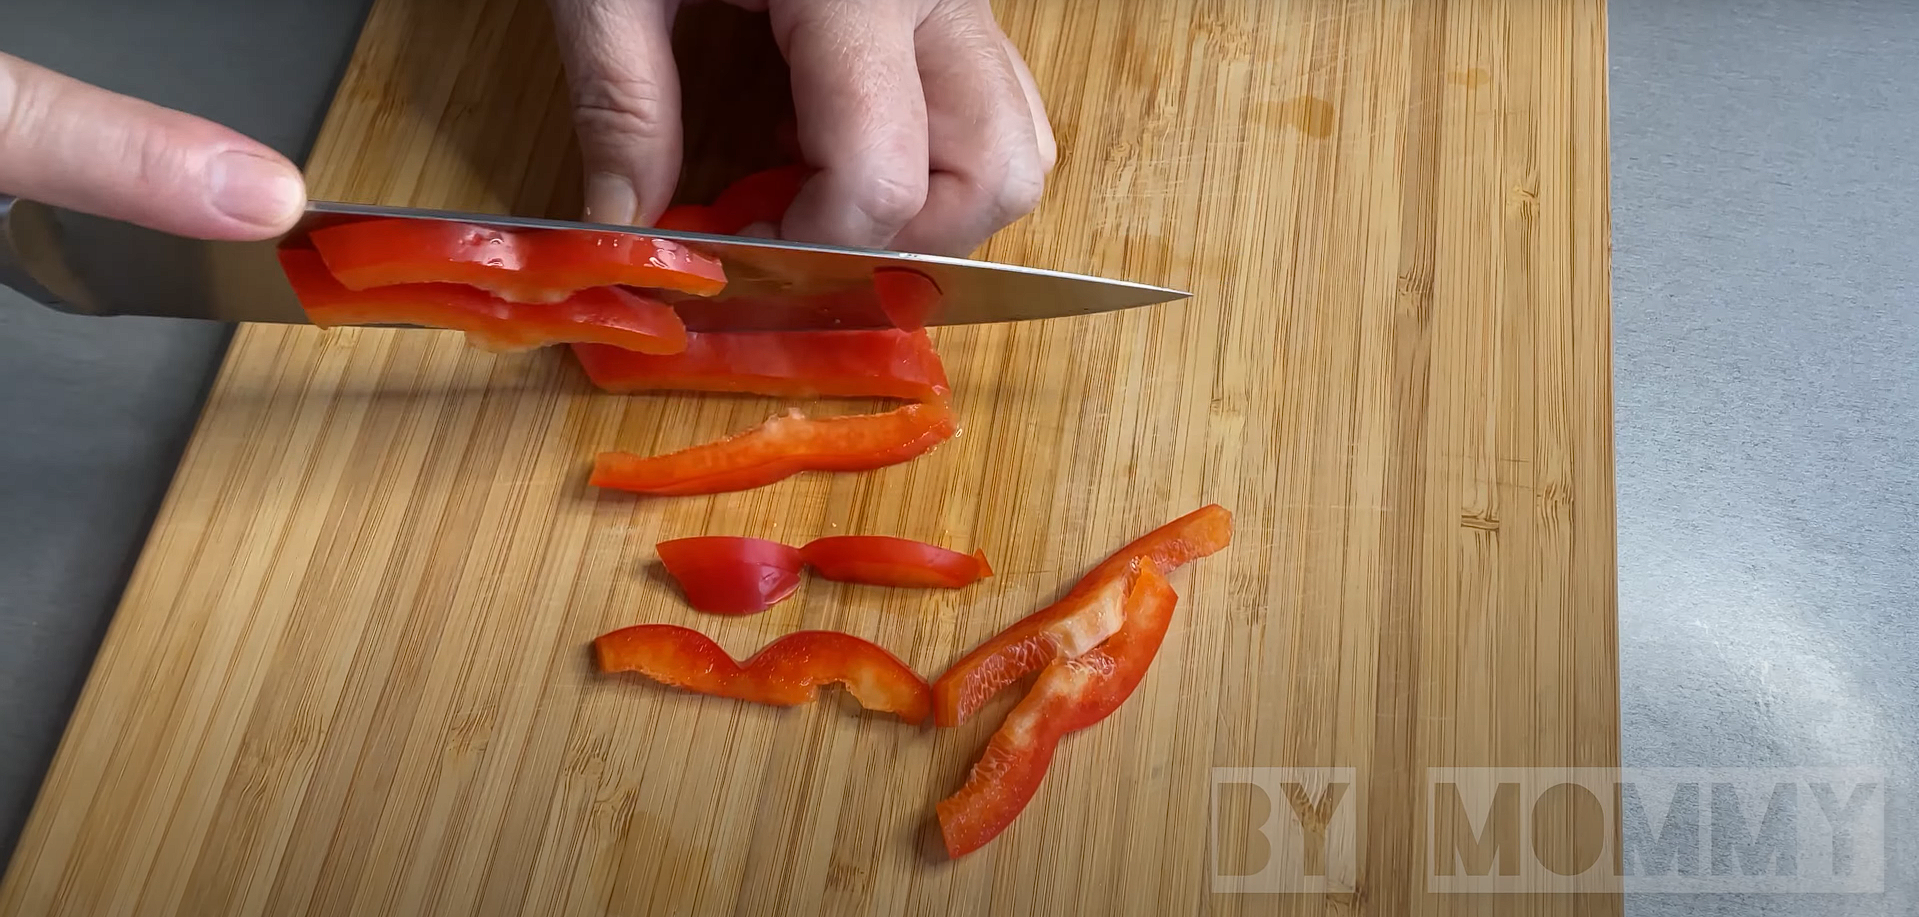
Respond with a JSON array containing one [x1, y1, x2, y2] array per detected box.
[[594, 625, 933, 724], [931, 504, 1233, 727], [306, 218, 727, 301], [800, 536, 993, 589], [936, 567, 1178, 857], [571, 329, 949, 402], [590, 401, 956, 497], [277, 247, 688, 354], [656, 536, 804, 615]]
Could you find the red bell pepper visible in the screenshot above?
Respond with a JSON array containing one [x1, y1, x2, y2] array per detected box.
[[936, 566, 1178, 857], [931, 504, 1234, 727], [657, 165, 814, 236], [656, 536, 804, 614], [277, 247, 689, 354], [800, 536, 992, 589], [571, 329, 949, 402], [871, 268, 941, 332], [590, 401, 956, 496], [594, 624, 933, 724], [306, 217, 727, 301], [654, 205, 734, 235]]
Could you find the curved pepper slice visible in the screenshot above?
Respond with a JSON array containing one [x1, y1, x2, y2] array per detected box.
[[656, 536, 804, 614], [306, 218, 727, 301], [657, 165, 814, 236], [590, 401, 955, 496], [931, 504, 1234, 727], [936, 567, 1178, 857], [593, 624, 933, 724], [278, 248, 689, 354], [799, 536, 993, 589], [871, 268, 942, 332], [571, 329, 949, 401]]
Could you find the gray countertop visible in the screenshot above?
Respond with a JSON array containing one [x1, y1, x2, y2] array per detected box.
[[2, 0, 1912, 911]]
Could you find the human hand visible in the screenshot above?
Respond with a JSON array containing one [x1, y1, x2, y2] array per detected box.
[[0, 52, 306, 240], [547, 0, 1056, 256]]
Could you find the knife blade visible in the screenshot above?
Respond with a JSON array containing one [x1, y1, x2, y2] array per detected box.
[[0, 196, 1189, 332]]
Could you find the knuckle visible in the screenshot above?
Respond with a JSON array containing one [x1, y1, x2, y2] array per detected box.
[[124, 119, 194, 193], [568, 73, 675, 144], [852, 168, 928, 230], [990, 155, 1046, 220], [0, 65, 49, 148]]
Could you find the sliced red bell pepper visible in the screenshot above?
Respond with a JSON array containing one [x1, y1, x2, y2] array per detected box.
[[655, 205, 733, 235], [277, 247, 689, 354], [710, 164, 812, 231], [655, 536, 804, 614], [871, 268, 941, 332], [590, 401, 956, 496], [936, 566, 1178, 857], [931, 504, 1234, 727], [799, 536, 992, 589], [570, 329, 949, 402], [305, 217, 727, 301], [593, 624, 932, 724], [656, 165, 814, 236]]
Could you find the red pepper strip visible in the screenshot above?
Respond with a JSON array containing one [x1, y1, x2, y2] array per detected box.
[[277, 248, 689, 354], [590, 401, 956, 496], [936, 567, 1179, 857], [655, 205, 733, 235], [656, 536, 804, 615], [306, 217, 727, 301], [593, 624, 933, 724], [656, 165, 814, 237], [710, 164, 812, 231], [871, 268, 942, 332], [571, 329, 949, 402], [931, 504, 1233, 727], [799, 536, 993, 589]]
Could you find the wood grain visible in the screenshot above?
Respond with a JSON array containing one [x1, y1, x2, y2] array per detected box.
[[0, 0, 1620, 913]]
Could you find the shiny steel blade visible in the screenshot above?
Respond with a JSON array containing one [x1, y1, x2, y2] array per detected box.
[[0, 196, 1190, 331]]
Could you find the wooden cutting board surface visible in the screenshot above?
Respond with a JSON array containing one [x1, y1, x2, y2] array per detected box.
[[1, 0, 1619, 914]]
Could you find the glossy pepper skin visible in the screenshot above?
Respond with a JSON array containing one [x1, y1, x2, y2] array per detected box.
[[306, 218, 727, 301], [655, 537, 804, 615], [593, 624, 933, 724], [277, 248, 689, 354], [800, 536, 992, 589], [589, 402, 956, 497], [936, 567, 1178, 858], [931, 504, 1234, 727], [571, 329, 949, 402]]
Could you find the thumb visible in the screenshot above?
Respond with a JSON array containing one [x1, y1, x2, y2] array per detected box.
[[0, 52, 306, 240], [548, 0, 685, 226]]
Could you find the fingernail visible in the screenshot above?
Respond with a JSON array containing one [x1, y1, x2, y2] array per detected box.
[[209, 150, 306, 230], [583, 171, 638, 224]]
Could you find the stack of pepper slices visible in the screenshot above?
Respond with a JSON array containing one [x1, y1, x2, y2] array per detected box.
[[275, 166, 1234, 858]]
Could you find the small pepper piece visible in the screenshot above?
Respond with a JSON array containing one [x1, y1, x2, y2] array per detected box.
[[936, 567, 1179, 857], [571, 328, 949, 402], [931, 504, 1234, 727], [593, 624, 933, 724], [799, 536, 993, 589], [590, 401, 956, 497], [277, 247, 689, 354], [656, 536, 805, 614], [306, 218, 727, 301]]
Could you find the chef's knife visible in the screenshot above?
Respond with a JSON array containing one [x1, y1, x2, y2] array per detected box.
[[0, 196, 1188, 332]]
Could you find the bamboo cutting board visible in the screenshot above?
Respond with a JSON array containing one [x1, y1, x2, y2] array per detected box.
[[1, 0, 1619, 914]]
